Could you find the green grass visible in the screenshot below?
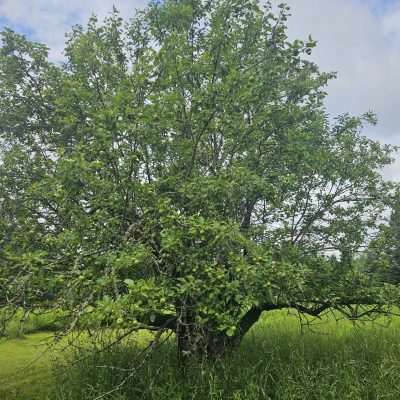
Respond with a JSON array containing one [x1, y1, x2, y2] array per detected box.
[[0, 333, 54, 400], [50, 311, 400, 400], [3, 311, 400, 399]]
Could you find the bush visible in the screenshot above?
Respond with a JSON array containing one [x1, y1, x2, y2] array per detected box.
[[1, 308, 67, 338]]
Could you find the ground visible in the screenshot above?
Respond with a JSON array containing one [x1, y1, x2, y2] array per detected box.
[[2, 311, 400, 399], [0, 333, 53, 400]]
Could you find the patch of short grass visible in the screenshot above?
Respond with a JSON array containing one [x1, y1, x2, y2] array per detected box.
[[0, 333, 54, 400]]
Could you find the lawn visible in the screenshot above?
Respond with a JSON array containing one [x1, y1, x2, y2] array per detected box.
[[0, 333, 54, 400]]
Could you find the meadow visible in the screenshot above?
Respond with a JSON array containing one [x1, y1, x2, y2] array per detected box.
[[2, 310, 400, 399]]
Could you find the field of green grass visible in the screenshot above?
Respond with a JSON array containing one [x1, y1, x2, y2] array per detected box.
[[2, 310, 400, 399], [0, 333, 53, 400]]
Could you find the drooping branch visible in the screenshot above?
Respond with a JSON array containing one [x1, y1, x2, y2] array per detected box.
[[237, 295, 398, 343]]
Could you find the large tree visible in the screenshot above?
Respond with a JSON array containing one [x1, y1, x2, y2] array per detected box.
[[0, 0, 398, 359]]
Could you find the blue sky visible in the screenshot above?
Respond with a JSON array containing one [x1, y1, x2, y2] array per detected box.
[[370, 0, 400, 14], [1, 0, 400, 178], [0, 16, 32, 36]]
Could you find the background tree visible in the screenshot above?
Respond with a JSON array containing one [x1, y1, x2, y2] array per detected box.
[[384, 195, 400, 282], [364, 193, 400, 283], [0, 0, 398, 360]]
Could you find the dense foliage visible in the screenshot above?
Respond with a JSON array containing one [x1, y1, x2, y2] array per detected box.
[[0, 0, 398, 359], [365, 194, 400, 283]]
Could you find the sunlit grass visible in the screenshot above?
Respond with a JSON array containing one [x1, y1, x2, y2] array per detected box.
[[0, 333, 53, 400]]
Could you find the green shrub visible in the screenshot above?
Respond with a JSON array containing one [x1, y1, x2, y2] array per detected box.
[[1, 308, 67, 338]]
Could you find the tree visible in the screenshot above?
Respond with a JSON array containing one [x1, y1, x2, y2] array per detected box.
[[0, 0, 398, 361], [383, 195, 400, 283], [365, 193, 400, 283]]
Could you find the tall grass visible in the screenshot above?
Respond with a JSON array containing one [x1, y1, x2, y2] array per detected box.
[[51, 311, 400, 400]]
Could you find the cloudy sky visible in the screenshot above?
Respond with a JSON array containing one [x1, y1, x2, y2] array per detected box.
[[1, 0, 400, 178]]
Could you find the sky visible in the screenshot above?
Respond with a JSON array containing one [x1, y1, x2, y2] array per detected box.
[[0, 0, 400, 178]]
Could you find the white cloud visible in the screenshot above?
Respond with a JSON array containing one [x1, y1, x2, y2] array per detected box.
[[271, 0, 400, 179], [0, 0, 147, 59], [382, 5, 400, 46]]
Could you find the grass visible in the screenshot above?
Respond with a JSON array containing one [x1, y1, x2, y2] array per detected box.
[[3, 311, 400, 399], [51, 311, 400, 400], [0, 333, 54, 400]]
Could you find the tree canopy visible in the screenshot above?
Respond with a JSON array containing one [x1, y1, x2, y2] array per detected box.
[[0, 0, 398, 359]]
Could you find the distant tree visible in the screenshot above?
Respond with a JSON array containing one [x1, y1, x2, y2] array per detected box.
[[0, 0, 398, 361], [386, 196, 400, 282], [366, 194, 400, 283]]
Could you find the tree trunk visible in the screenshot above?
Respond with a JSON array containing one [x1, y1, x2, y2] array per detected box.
[[176, 323, 193, 366], [175, 306, 271, 363], [176, 301, 196, 367], [204, 331, 238, 358], [176, 324, 236, 363]]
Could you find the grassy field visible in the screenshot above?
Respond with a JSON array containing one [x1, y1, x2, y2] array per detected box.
[[0, 333, 53, 400], [2, 311, 400, 399]]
